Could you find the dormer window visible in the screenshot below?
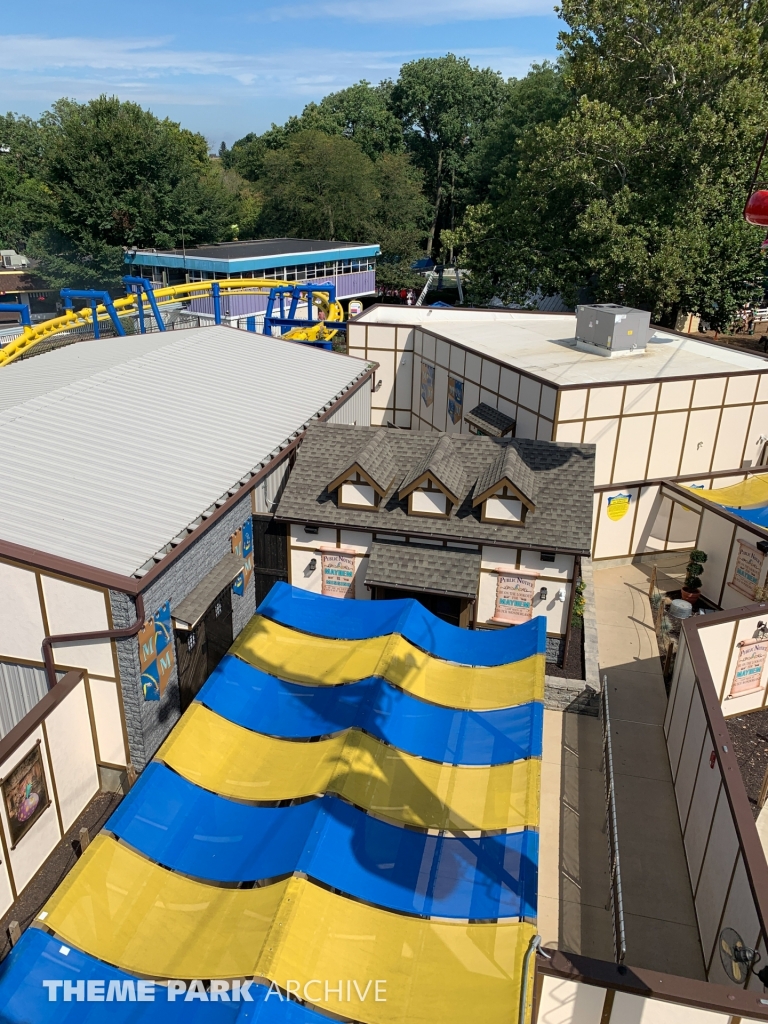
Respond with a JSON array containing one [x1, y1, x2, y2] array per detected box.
[[483, 486, 524, 524], [473, 445, 537, 526], [339, 472, 378, 509], [326, 429, 397, 512], [398, 435, 464, 519], [408, 476, 451, 517]]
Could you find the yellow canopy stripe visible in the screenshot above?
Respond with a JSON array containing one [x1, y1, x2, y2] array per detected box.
[[683, 476, 768, 508], [231, 615, 545, 710], [43, 835, 535, 1024], [158, 703, 540, 832]]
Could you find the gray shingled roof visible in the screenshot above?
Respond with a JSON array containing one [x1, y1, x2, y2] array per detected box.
[[399, 434, 466, 502], [465, 403, 516, 437], [475, 445, 538, 507], [275, 424, 595, 553], [330, 428, 398, 494], [365, 542, 481, 598]]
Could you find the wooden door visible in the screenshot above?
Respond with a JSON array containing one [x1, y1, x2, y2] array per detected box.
[[252, 516, 288, 606], [204, 585, 233, 677], [176, 619, 208, 713]]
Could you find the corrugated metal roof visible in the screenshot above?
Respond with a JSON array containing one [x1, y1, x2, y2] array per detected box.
[[0, 327, 372, 577]]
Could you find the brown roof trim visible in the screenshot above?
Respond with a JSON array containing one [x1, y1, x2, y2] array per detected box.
[[276, 511, 588, 557], [0, 365, 376, 595], [594, 465, 768, 493], [538, 948, 768, 1019], [683, 615, 768, 962], [0, 670, 84, 768], [356, 309, 768, 390], [327, 462, 388, 498]]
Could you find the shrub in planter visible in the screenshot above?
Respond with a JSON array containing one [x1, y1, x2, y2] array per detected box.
[[682, 549, 707, 603]]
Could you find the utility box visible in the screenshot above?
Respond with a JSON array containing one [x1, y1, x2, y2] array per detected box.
[[575, 303, 650, 357], [0, 250, 30, 269]]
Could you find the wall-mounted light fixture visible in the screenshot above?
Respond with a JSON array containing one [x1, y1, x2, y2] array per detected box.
[[539, 586, 548, 602], [373, 379, 383, 392], [557, 588, 566, 603], [308, 558, 317, 572]]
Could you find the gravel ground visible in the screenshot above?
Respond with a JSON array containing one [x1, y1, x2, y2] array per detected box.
[[726, 710, 768, 820]]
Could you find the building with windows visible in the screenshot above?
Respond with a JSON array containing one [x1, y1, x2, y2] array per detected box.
[[349, 305, 768, 566], [125, 237, 380, 322], [273, 422, 595, 663]]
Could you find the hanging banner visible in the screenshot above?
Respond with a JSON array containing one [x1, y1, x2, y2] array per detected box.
[[138, 618, 156, 671], [139, 601, 175, 701], [729, 637, 768, 698], [490, 570, 539, 624], [730, 540, 765, 599], [420, 362, 435, 408], [447, 376, 464, 425], [242, 518, 254, 589], [320, 548, 356, 598], [141, 661, 160, 702]]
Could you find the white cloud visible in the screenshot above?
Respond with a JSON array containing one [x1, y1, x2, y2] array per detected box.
[[0, 35, 554, 141]]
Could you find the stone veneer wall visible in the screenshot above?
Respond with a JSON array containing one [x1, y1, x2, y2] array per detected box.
[[109, 493, 255, 771]]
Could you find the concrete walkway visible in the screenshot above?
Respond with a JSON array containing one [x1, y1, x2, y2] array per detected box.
[[538, 561, 706, 979], [593, 562, 705, 978]]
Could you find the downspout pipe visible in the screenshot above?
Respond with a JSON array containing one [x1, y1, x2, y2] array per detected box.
[[42, 594, 145, 691], [518, 934, 542, 1024]]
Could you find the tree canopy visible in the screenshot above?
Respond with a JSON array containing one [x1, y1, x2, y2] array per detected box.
[[0, 96, 246, 289], [459, 1, 768, 328]]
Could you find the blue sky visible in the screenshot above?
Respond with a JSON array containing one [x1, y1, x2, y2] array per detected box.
[[0, 1, 561, 149]]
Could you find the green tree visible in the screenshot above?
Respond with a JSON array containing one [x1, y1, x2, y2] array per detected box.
[[371, 152, 430, 287], [225, 81, 403, 181], [461, 1, 768, 329], [256, 130, 378, 240], [390, 54, 508, 255], [33, 96, 235, 288], [0, 113, 49, 252]]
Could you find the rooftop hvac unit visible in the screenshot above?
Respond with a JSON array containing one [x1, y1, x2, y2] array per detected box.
[[575, 303, 650, 357]]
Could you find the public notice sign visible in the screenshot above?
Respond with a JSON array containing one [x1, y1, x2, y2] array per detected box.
[[730, 540, 765, 599], [491, 572, 537, 624], [321, 550, 356, 598], [730, 637, 768, 698]]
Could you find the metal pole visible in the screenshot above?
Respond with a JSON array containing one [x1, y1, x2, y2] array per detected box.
[[211, 281, 221, 325], [518, 934, 541, 1024]]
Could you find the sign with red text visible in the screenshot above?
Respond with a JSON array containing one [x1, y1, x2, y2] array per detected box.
[[491, 571, 538, 624], [729, 637, 768, 698]]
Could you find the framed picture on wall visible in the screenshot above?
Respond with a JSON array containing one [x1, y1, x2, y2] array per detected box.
[[1, 741, 50, 848]]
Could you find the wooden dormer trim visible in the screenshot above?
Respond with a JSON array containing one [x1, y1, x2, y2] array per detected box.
[[328, 463, 387, 498], [399, 471, 460, 507], [472, 477, 536, 512]]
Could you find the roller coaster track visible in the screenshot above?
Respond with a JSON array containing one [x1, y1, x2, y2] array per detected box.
[[0, 278, 345, 368]]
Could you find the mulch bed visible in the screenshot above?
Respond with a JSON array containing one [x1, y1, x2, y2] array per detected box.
[[545, 621, 585, 680], [726, 710, 768, 820], [0, 790, 122, 963]]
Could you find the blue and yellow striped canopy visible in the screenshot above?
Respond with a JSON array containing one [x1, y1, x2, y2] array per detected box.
[[0, 584, 544, 1024]]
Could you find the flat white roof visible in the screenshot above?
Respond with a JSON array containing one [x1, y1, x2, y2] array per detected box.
[[0, 327, 372, 576], [357, 307, 768, 385]]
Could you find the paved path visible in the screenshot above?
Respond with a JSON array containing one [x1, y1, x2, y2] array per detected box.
[[539, 561, 706, 979]]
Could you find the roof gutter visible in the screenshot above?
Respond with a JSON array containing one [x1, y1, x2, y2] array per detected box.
[[0, 365, 377, 598]]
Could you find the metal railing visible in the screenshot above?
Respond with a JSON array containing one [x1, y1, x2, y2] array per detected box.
[[601, 674, 627, 964]]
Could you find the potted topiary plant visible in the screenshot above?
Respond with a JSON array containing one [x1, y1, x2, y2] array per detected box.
[[681, 549, 708, 604]]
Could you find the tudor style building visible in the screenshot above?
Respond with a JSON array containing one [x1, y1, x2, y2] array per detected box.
[[274, 422, 595, 662]]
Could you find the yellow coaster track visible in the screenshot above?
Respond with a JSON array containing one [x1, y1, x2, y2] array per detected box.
[[0, 278, 345, 368]]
